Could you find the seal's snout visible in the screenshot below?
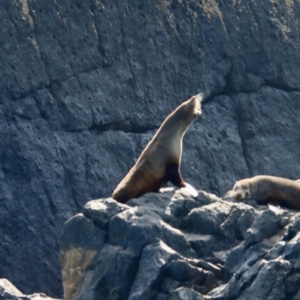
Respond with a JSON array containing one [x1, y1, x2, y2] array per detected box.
[[224, 188, 245, 201], [193, 93, 204, 116], [195, 93, 204, 102], [235, 193, 243, 200]]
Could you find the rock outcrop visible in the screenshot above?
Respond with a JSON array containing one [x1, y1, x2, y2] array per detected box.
[[61, 188, 300, 300], [1, 0, 300, 297], [0, 278, 60, 300]]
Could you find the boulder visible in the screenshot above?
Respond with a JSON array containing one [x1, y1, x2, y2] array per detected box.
[[0, 278, 60, 300], [61, 188, 300, 299]]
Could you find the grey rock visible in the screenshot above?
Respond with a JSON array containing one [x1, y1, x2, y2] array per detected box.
[[221, 260, 266, 300], [60, 213, 107, 251], [108, 199, 196, 258], [74, 244, 139, 300], [182, 201, 232, 235], [170, 287, 209, 300], [243, 209, 285, 248], [61, 191, 224, 300], [282, 213, 300, 241], [224, 240, 273, 283], [61, 190, 300, 299], [128, 241, 179, 300], [0, 279, 59, 300], [0, 279, 23, 300], [265, 241, 286, 260], [282, 232, 300, 260], [83, 198, 130, 229], [236, 260, 292, 300]]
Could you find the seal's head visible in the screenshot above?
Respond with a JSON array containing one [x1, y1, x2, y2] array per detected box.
[[233, 181, 251, 200], [171, 94, 203, 128], [225, 180, 251, 201]]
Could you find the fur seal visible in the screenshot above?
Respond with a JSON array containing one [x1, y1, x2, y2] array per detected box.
[[112, 94, 204, 203], [225, 175, 300, 209]]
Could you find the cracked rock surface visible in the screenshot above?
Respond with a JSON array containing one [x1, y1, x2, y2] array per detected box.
[[0, 278, 60, 300], [1, 0, 300, 298], [61, 189, 300, 300]]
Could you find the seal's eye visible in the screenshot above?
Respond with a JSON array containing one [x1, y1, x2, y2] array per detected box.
[[245, 191, 250, 198]]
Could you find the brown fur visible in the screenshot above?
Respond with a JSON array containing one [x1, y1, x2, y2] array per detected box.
[[112, 94, 203, 203], [225, 175, 300, 209]]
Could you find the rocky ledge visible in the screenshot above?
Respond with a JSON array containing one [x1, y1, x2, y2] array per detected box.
[[0, 279, 60, 300], [60, 188, 300, 300]]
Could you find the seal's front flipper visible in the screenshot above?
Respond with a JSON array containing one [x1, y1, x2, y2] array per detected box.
[[166, 162, 185, 187]]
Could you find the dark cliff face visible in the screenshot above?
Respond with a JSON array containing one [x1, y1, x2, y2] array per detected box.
[[1, 0, 300, 297]]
